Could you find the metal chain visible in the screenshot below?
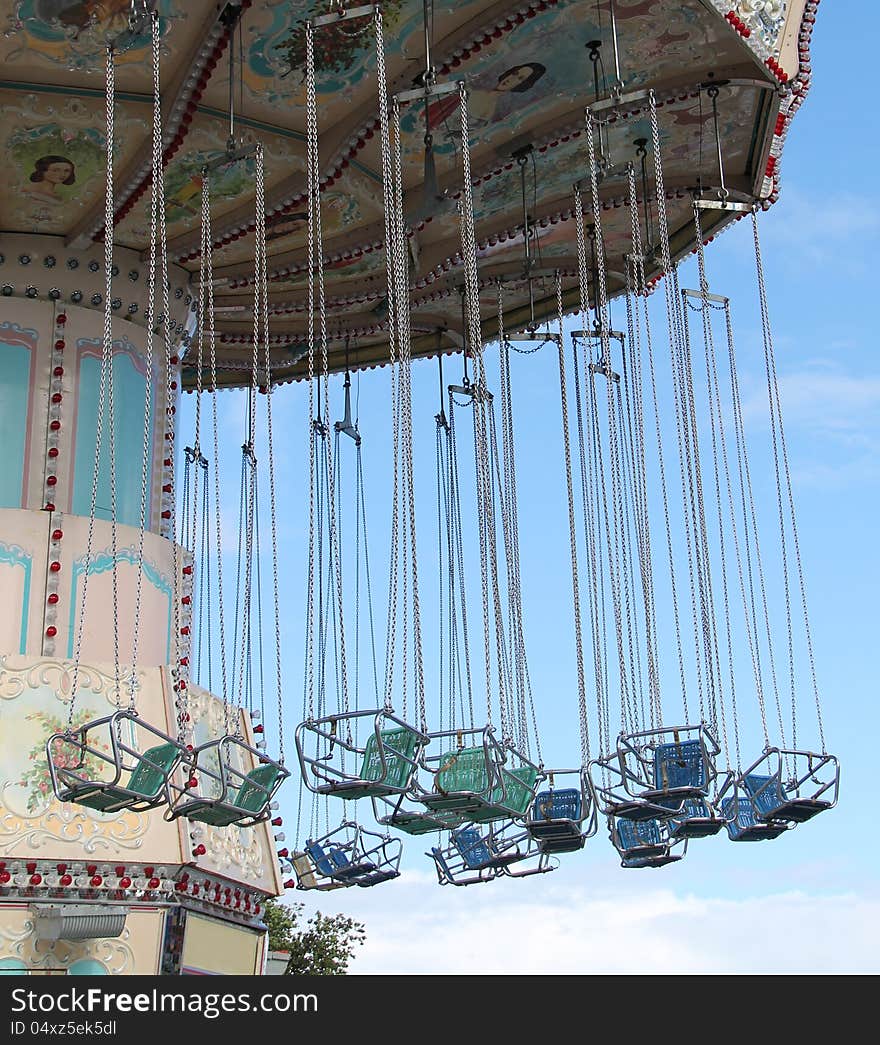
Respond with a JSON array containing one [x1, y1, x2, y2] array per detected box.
[[130, 13, 162, 697], [69, 43, 118, 729], [573, 186, 611, 755], [305, 24, 350, 724], [586, 115, 637, 736], [555, 272, 591, 767], [376, 13, 404, 718], [204, 173, 230, 735], [496, 292, 542, 762], [753, 212, 824, 752], [458, 82, 508, 733], [691, 205, 736, 753], [254, 144, 285, 761], [390, 88, 427, 727], [447, 391, 476, 727], [143, 12, 183, 739]]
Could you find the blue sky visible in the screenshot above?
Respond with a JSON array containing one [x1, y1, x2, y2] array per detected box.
[[180, 3, 879, 973]]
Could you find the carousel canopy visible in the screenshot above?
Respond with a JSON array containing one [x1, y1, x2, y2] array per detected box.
[[0, 0, 810, 387]]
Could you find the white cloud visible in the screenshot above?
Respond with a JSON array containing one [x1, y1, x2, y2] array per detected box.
[[277, 857, 878, 975], [736, 362, 880, 487], [321, 873, 879, 974], [758, 191, 880, 275]]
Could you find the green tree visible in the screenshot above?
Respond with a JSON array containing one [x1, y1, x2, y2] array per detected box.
[[263, 898, 366, 976]]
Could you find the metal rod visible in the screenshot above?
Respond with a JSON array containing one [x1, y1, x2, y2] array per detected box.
[[608, 0, 622, 91], [708, 84, 727, 199], [635, 141, 653, 251], [423, 0, 433, 82], [588, 227, 600, 328], [228, 20, 235, 144], [587, 40, 602, 103], [516, 151, 536, 328], [459, 287, 469, 385], [436, 345, 449, 429]]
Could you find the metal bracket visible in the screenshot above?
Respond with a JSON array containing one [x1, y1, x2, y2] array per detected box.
[[395, 79, 461, 105], [506, 331, 562, 345], [202, 142, 258, 174], [571, 329, 625, 344], [588, 361, 621, 383], [694, 198, 754, 213], [682, 288, 729, 305], [108, 1, 155, 54], [312, 4, 376, 28], [449, 382, 493, 403], [588, 88, 650, 119], [333, 373, 361, 446]]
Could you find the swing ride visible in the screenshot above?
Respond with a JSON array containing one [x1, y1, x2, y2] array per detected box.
[[0, 0, 836, 974]]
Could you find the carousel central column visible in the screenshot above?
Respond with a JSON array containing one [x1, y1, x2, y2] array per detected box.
[[0, 234, 282, 976]]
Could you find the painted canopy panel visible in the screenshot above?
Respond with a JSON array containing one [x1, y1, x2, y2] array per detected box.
[[0, 0, 807, 385]]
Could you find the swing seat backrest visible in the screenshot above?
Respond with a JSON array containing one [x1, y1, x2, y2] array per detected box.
[[452, 827, 494, 870], [742, 773, 787, 818], [490, 765, 539, 815], [306, 840, 351, 878], [360, 727, 421, 788], [431, 847, 454, 882], [721, 796, 759, 829], [653, 740, 706, 792], [125, 742, 180, 798], [617, 817, 662, 851], [232, 763, 282, 813], [435, 747, 490, 795], [673, 798, 710, 821], [533, 788, 581, 822]]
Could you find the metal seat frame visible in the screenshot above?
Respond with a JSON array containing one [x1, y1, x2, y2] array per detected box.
[[738, 747, 839, 825], [525, 768, 597, 854], [166, 734, 289, 828], [47, 709, 186, 814], [589, 723, 720, 822], [667, 797, 727, 840], [295, 708, 429, 801], [414, 725, 543, 823], [609, 815, 687, 868], [371, 791, 464, 835], [297, 820, 403, 890]]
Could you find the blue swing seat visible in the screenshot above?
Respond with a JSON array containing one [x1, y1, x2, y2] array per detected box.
[[615, 818, 668, 859], [721, 797, 790, 841], [452, 826, 522, 871], [430, 845, 498, 887], [650, 739, 707, 795], [305, 839, 376, 881], [527, 788, 585, 852], [743, 773, 831, 824], [668, 798, 725, 839]]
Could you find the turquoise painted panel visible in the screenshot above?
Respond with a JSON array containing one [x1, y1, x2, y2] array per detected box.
[[67, 548, 172, 662], [68, 959, 108, 976], [73, 343, 155, 528], [0, 542, 32, 654], [0, 337, 32, 508]]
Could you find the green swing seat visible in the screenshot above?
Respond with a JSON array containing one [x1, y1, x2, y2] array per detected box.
[[61, 742, 180, 813], [470, 765, 541, 823], [181, 763, 284, 827], [421, 749, 539, 823], [421, 746, 494, 815], [329, 726, 423, 801]]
